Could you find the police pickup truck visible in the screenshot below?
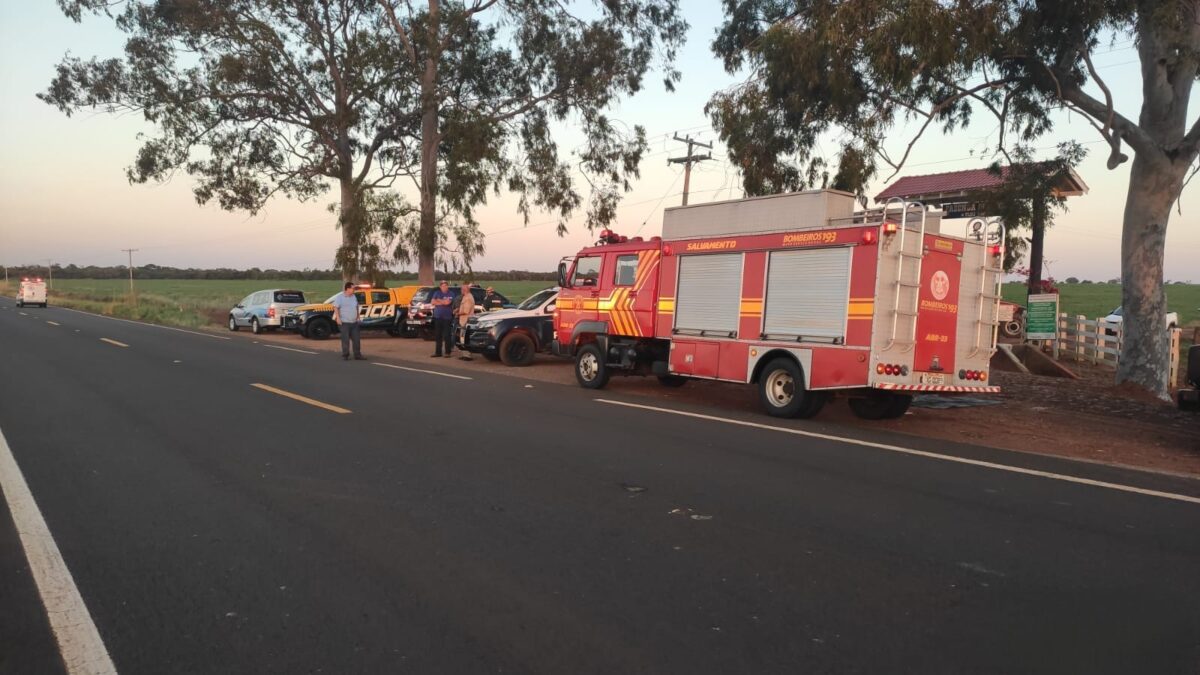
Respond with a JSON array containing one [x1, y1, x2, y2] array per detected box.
[[283, 285, 422, 339]]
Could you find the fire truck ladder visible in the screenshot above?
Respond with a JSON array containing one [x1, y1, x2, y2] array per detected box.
[[882, 198, 927, 353], [969, 217, 1006, 358]]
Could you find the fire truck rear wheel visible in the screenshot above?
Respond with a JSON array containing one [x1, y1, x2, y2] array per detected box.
[[758, 357, 819, 418], [575, 343, 610, 389], [848, 391, 911, 420]]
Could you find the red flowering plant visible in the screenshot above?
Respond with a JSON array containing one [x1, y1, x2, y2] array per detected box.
[[1013, 266, 1059, 294]]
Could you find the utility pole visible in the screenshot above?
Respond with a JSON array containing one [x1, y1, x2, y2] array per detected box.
[[45, 259, 53, 289], [121, 248, 139, 304], [667, 133, 712, 206]]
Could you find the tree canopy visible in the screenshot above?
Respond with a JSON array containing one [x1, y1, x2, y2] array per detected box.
[[708, 0, 1200, 397], [373, 0, 686, 281], [42, 0, 687, 284]]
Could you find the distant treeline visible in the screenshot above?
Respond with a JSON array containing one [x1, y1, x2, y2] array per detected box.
[[4, 263, 556, 281]]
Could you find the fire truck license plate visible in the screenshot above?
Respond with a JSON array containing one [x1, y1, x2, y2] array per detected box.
[[920, 373, 946, 385]]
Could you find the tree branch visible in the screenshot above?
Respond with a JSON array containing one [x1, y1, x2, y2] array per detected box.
[[1182, 115, 1200, 161], [378, 0, 420, 67]]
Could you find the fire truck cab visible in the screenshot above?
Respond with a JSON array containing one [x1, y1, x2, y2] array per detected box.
[[554, 189, 1003, 420]]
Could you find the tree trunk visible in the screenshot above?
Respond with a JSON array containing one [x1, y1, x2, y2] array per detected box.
[[338, 177, 358, 283], [1026, 198, 1046, 292], [416, 1, 440, 286], [1115, 153, 1184, 399]]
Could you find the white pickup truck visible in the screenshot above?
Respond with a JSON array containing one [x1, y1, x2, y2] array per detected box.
[[1103, 306, 1179, 331], [16, 278, 48, 308]]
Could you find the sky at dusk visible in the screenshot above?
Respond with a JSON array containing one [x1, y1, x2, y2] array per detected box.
[[0, 2, 1197, 281]]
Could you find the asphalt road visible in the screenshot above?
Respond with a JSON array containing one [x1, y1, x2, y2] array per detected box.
[[2, 298, 1199, 675]]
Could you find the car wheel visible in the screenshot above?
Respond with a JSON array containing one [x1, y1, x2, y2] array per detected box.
[[387, 327, 401, 337], [848, 390, 911, 420], [307, 318, 333, 340], [500, 332, 536, 367], [1000, 314, 1024, 339], [419, 326, 435, 341], [251, 317, 262, 334], [758, 357, 822, 418], [228, 315, 239, 331], [575, 343, 610, 389], [658, 375, 688, 387]]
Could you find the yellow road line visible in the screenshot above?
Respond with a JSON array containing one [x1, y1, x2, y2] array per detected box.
[[99, 338, 128, 348], [250, 383, 351, 414]]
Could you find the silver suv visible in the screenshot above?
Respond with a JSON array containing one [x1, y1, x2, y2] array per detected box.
[[228, 289, 307, 334]]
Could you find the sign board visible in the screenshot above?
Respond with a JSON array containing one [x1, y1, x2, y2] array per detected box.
[[1026, 293, 1059, 340], [941, 201, 983, 219]]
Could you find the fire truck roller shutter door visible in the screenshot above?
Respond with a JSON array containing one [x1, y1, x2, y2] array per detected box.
[[763, 247, 852, 341], [675, 253, 742, 337]]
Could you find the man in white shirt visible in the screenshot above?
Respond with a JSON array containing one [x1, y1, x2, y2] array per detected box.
[[332, 282, 364, 361]]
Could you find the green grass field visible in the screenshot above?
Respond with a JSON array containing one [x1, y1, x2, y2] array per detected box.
[[1000, 283, 1200, 326], [0, 279, 554, 329], [5, 278, 1196, 331]]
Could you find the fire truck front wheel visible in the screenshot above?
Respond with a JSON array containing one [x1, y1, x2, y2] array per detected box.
[[575, 344, 610, 389], [758, 358, 824, 419]]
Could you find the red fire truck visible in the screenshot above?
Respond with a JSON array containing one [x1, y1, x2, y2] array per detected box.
[[553, 189, 1004, 420]]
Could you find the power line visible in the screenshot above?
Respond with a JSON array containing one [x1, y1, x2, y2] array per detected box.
[[635, 169, 686, 235]]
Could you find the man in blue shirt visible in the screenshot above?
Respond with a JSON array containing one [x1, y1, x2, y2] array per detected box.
[[430, 280, 455, 357], [332, 282, 364, 361]]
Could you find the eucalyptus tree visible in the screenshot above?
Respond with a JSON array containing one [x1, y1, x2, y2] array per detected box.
[[375, 0, 687, 282], [709, 0, 1200, 397], [43, 0, 430, 280]]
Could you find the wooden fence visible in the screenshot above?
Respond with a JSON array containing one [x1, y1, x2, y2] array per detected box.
[[1051, 313, 1183, 386]]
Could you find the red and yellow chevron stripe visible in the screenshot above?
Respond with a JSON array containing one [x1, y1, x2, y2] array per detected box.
[[599, 249, 660, 337]]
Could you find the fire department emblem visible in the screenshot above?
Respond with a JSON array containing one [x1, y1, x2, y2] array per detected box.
[[930, 270, 950, 301]]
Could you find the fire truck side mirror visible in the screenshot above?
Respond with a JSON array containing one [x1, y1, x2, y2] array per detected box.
[[557, 261, 568, 288]]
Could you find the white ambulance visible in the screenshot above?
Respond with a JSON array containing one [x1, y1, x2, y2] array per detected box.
[[16, 278, 48, 308]]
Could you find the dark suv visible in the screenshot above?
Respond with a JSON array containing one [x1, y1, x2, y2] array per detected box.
[[463, 287, 558, 366], [406, 285, 512, 340]]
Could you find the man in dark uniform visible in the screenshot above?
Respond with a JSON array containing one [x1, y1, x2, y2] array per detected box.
[[480, 286, 505, 311], [430, 281, 455, 357]]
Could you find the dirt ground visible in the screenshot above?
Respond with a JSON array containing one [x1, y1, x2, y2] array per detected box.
[[248, 328, 1200, 477]]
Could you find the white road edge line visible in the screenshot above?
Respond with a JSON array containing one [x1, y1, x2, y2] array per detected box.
[[372, 362, 473, 380], [262, 344, 318, 355], [0, 425, 118, 674], [596, 399, 1200, 506], [47, 321, 61, 326], [99, 338, 129, 348], [55, 306, 230, 340]]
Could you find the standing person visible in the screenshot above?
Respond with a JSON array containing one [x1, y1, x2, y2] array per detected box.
[[430, 280, 455, 357], [481, 286, 504, 311], [456, 282, 476, 361], [332, 282, 364, 361]]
